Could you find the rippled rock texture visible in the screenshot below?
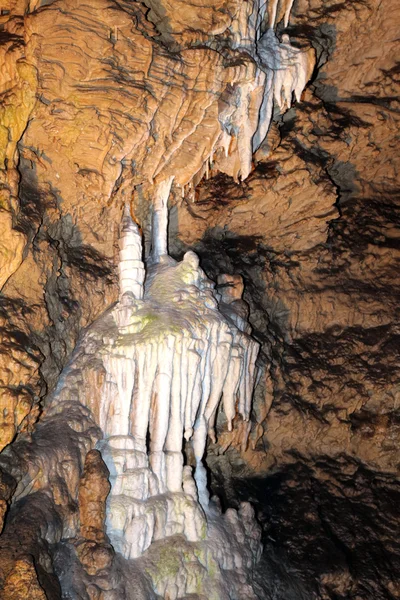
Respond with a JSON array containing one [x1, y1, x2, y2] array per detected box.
[[0, 0, 399, 598], [175, 1, 399, 598]]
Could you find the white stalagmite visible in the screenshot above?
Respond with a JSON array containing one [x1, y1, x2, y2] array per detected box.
[[94, 181, 260, 555], [118, 203, 145, 301]]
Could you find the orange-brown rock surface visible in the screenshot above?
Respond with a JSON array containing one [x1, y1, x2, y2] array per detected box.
[[0, 0, 313, 448], [77, 450, 113, 577], [0, 0, 399, 598], [0, 557, 47, 600], [79, 449, 110, 542]]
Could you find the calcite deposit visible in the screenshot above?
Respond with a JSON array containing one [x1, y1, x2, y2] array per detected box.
[[0, 0, 399, 598], [0, 197, 262, 598]]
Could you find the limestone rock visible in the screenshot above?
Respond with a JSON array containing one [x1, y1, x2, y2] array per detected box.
[[76, 540, 114, 578], [0, 469, 16, 535], [0, 557, 47, 600], [79, 449, 111, 543]]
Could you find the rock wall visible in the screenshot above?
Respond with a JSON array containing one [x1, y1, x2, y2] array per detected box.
[[172, 0, 399, 474], [0, 0, 399, 598], [0, 0, 313, 448], [169, 1, 400, 598]]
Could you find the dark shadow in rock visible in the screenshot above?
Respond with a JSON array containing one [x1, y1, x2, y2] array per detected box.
[[11, 156, 118, 397], [210, 456, 400, 600]]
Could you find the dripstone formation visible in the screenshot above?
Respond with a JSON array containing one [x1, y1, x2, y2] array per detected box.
[[97, 198, 260, 565], [0, 196, 263, 599], [1, 0, 399, 598]]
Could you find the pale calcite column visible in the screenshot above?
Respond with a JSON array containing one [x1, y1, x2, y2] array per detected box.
[[99, 175, 261, 553], [118, 203, 145, 300], [149, 177, 174, 263]]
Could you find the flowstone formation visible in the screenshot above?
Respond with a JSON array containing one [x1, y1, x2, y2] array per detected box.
[[98, 197, 260, 562], [0, 196, 262, 599]]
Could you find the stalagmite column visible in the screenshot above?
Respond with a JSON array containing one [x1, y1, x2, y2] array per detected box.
[[100, 177, 260, 555], [118, 203, 145, 300]]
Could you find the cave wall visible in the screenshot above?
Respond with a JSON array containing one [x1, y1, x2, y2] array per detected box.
[[0, 0, 399, 598], [171, 0, 400, 475], [170, 2, 400, 597]]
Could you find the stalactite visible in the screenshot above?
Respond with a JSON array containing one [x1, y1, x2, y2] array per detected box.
[[149, 176, 174, 264], [160, 0, 316, 189]]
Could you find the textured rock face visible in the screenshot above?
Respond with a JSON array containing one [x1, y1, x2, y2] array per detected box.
[[0, 0, 313, 448], [174, 0, 400, 473], [0, 0, 399, 598], [172, 1, 399, 598]]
